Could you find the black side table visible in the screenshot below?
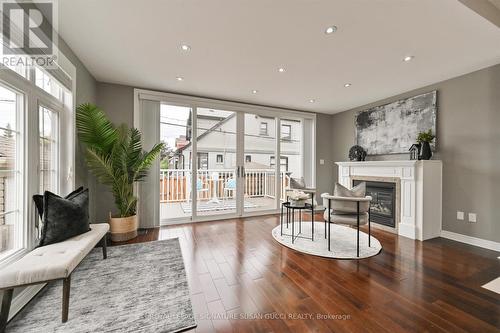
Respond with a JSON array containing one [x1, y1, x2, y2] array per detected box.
[[280, 202, 314, 243]]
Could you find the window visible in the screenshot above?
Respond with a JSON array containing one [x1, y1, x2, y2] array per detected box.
[[270, 156, 288, 171], [245, 155, 251, 162], [0, 42, 73, 265], [35, 67, 62, 100], [39, 106, 59, 193], [216, 154, 224, 164], [197, 153, 208, 170], [259, 122, 268, 136], [0, 85, 22, 258], [281, 124, 291, 140]]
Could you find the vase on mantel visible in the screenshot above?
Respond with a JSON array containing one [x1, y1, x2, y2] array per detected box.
[[419, 142, 432, 160]]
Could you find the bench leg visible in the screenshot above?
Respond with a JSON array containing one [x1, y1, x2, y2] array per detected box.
[[101, 235, 107, 260], [0, 288, 13, 332], [62, 276, 71, 323]]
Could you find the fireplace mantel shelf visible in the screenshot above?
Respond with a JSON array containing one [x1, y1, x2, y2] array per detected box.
[[336, 160, 442, 167], [335, 160, 443, 241]]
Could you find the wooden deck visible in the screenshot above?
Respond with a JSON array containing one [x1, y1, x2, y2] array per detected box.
[[160, 197, 277, 221]]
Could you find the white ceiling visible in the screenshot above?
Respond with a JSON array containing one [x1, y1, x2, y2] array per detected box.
[[58, 0, 500, 114]]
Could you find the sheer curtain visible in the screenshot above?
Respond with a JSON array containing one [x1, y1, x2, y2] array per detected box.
[[137, 98, 160, 228]]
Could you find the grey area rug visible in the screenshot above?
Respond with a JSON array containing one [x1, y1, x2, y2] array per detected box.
[[272, 221, 382, 259], [181, 200, 257, 213], [7, 239, 197, 333]]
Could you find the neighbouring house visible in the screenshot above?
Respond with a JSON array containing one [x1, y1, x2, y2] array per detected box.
[[170, 109, 303, 179]]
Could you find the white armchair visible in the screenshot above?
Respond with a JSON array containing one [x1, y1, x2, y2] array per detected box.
[[321, 193, 372, 257]]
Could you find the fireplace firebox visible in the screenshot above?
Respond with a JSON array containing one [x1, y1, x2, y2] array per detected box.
[[353, 180, 396, 228]]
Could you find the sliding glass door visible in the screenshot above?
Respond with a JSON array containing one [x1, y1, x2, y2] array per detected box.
[[155, 99, 315, 225], [195, 108, 238, 217], [243, 113, 278, 213], [159, 104, 193, 223], [159, 105, 240, 223]]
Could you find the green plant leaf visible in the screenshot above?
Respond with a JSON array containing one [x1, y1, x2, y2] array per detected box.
[[76, 103, 118, 154]]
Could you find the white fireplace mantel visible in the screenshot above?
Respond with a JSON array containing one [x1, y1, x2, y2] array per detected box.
[[335, 160, 442, 241]]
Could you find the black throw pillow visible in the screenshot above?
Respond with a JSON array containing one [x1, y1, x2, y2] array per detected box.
[[34, 187, 90, 247], [33, 186, 84, 219]]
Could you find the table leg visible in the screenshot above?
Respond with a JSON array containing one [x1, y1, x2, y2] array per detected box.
[[328, 199, 331, 251], [286, 206, 289, 228], [280, 204, 283, 236], [311, 201, 314, 241], [292, 209, 295, 244], [0, 288, 13, 332], [299, 209, 302, 234]]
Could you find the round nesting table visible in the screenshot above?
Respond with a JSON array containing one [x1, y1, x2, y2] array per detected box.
[[280, 202, 314, 243]]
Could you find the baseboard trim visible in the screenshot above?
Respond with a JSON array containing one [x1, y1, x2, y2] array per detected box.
[[440, 230, 500, 252], [8, 283, 45, 321]]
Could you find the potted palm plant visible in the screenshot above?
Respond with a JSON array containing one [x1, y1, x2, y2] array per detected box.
[[76, 103, 164, 241]]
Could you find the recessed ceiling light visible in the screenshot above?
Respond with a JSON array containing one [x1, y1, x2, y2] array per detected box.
[[325, 26, 337, 34], [180, 44, 191, 51], [309, 99, 315, 103], [278, 67, 285, 73], [344, 83, 351, 88], [403, 55, 414, 62], [176, 76, 184, 81], [252, 89, 258, 94]]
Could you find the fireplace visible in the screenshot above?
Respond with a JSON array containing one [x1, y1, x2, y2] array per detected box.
[[353, 180, 396, 228]]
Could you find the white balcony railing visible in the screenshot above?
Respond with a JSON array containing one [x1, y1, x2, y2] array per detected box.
[[159, 168, 290, 203]]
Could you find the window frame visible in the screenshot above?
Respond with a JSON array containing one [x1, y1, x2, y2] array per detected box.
[[38, 105, 60, 194], [281, 124, 292, 141], [259, 122, 268, 136], [197, 152, 209, 170], [0, 81, 25, 263], [270, 155, 289, 172], [216, 154, 224, 164], [0, 61, 74, 266]]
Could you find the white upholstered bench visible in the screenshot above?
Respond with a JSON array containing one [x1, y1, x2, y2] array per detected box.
[[0, 223, 109, 331]]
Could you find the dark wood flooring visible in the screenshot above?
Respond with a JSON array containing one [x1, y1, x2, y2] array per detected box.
[[111, 213, 500, 333]]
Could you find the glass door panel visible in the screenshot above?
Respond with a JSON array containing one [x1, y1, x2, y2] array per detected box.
[[280, 118, 303, 201], [280, 118, 302, 188], [243, 113, 277, 213], [195, 108, 237, 217], [159, 104, 193, 223]]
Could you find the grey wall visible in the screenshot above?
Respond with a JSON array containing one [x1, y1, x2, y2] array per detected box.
[[94, 82, 135, 222], [315, 113, 334, 196], [330, 64, 500, 242]]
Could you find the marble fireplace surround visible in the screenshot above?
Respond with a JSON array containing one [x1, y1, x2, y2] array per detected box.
[[350, 175, 400, 234], [336, 160, 443, 241]]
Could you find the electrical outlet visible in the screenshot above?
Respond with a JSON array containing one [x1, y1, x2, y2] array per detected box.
[[468, 213, 477, 223], [319, 159, 325, 165], [456, 211, 464, 220]]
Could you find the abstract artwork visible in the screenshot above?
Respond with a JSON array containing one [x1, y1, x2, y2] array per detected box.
[[355, 91, 437, 155]]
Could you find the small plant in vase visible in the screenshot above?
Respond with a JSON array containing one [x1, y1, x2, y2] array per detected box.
[[416, 129, 435, 160], [288, 190, 309, 207]]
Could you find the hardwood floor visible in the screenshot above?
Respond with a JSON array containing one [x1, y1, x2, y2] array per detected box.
[[111, 214, 500, 333]]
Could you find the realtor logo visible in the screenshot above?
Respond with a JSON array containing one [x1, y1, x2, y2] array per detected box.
[[2, 1, 53, 55], [0, 0, 58, 68]]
